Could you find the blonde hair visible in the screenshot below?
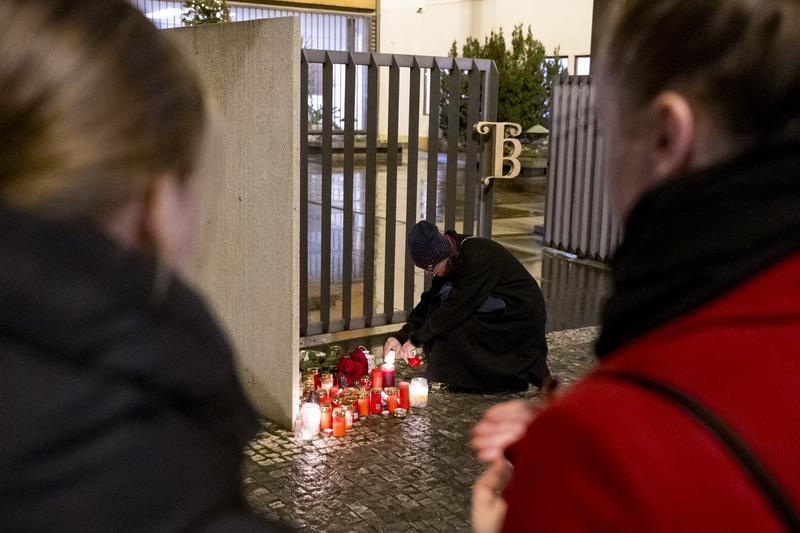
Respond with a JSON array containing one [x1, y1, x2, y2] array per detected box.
[[0, 0, 206, 220], [599, 0, 800, 145]]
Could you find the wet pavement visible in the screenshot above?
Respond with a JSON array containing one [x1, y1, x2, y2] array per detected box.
[[244, 326, 599, 532]]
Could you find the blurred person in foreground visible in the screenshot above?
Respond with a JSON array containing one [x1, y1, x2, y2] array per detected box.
[[472, 0, 800, 531], [0, 1, 286, 531], [384, 221, 549, 393]]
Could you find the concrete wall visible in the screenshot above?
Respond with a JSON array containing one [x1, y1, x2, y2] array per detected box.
[[169, 18, 301, 428], [378, 0, 594, 141]]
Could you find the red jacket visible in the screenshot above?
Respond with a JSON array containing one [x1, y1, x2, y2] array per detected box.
[[502, 252, 800, 532]]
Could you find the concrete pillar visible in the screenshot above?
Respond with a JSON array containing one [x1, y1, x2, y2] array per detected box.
[[169, 18, 301, 428]]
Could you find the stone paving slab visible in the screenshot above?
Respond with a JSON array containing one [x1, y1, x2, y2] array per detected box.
[[244, 327, 599, 532]]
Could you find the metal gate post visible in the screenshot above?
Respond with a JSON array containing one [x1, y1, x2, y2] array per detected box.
[[477, 63, 499, 238]]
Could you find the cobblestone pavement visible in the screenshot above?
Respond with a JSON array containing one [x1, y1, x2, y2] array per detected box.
[[244, 327, 599, 532]]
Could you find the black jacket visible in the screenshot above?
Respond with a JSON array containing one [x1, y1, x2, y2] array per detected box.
[[0, 207, 283, 532], [395, 233, 548, 392]]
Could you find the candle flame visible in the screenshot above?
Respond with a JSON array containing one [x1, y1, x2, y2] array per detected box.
[[384, 349, 396, 365]]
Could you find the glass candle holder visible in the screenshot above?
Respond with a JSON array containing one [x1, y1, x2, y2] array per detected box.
[[344, 404, 354, 430], [296, 402, 320, 440], [371, 368, 383, 390], [369, 387, 383, 415], [385, 387, 399, 413], [318, 388, 330, 405], [332, 407, 346, 438], [357, 390, 370, 417], [381, 363, 395, 388], [320, 373, 334, 391], [409, 377, 429, 408], [398, 382, 410, 410], [319, 404, 333, 430], [358, 375, 371, 390]]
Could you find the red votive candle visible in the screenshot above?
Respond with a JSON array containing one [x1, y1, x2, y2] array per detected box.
[[381, 363, 395, 388], [320, 404, 332, 431], [371, 368, 383, 390], [359, 375, 371, 390], [369, 388, 383, 415], [357, 391, 370, 417], [398, 382, 410, 410], [386, 387, 399, 413], [332, 407, 346, 438]]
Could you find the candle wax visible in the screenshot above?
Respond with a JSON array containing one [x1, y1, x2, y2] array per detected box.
[[398, 382, 410, 410], [371, 368, 383, 390], [381, 363, 395, 388]]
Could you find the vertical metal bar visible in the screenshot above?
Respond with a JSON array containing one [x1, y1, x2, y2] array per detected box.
[[363, 55, 378, 326], [463, 61, 481, 236], [444, 60, 460, 231], [321, 53, 333, 332], [342, 54, 356, 329], [426, 61, 441, 224], [544, 76, 562, 247], [571, 78, 590, 253], [561, 77, 579, 251], [405, 58, 421, 314], [384, 58, 400, 321], [300, 51, 309, 336], [578, 79, 597, 255], [478, 63, 499, 238]]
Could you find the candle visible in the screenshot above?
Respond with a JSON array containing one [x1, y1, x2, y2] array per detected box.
[[357, 391, 370, 417], [332, 407, 346, 437], [309, 367, 321, 389], [398, 381, 410, 410], [344, 404, 354, 430], [296, 402, 320, 440], [319, 404, 332, 430], [369, 388, 383, 415], [381, 363, 395, 388], [331, 396, 342, 408], [386, 387, 399, 413], [330, 386, 339, 398], [359, 375, 371, 390], [318, 389, 329, 404], [409, 377, 428, 408], [371, 368, 383, 390], [320, 373, 334, 391]]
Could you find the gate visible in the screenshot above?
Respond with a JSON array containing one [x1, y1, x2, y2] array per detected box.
[[544, 75, 622, 262], [300, 50, 499, 336]]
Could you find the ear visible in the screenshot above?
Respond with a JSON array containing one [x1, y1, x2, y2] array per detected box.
[[141, 173, 196, 274], [648, 91, 695, 180]]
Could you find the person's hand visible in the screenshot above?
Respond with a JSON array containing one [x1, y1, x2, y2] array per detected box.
[[471, 400, 539, 464], [471, 459, 513, 533], [383, 337, 402, 358], [400, 340, 417, 363]]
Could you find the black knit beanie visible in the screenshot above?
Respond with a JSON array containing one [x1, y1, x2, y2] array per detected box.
[[408, 221, 450, 268]]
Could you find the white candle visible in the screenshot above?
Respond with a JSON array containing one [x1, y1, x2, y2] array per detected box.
[[297, 402, 321, 440], [409, 377, 429, 408]]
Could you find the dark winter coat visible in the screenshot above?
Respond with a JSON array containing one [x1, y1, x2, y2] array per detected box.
[[0, 207, 285, 532], [394, 232, 548, 392], [502, 145, 800, 531]]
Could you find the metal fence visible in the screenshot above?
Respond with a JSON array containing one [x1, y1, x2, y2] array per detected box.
[[544, 75, 622, 262], [301, 50, 499, 336]]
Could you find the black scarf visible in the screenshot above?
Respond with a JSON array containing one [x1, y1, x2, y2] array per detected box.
[[597, 144, 800, 357]]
